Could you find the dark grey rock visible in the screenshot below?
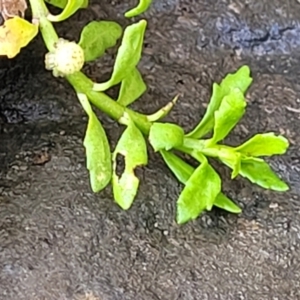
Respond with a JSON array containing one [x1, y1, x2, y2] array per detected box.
[[0, 0, 299, 299]]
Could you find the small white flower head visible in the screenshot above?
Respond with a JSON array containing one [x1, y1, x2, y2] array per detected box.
[[45, 38, 85, 77]]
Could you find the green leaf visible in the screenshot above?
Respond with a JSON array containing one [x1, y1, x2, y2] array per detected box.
[[47, 0, 88, 22], [78, 21, 122, 62], [149, 123, 184, 152], [117, 68, 146, 106], [161, 150, 240, 216], [160, 150, 194, 184], [209, 88, 246, 144], [236, 133, 289, 157], [125, 0, 152, 18], [112, 115, 148, 210], [186, 83, 221, 139], [177, 158, 221, 224], [77, 93, 112, 192], [186, 65, 252, 139], [213, 193, 241, 213], [239, 157, 289, 191], [93, 20, 147, 92], [220, 65, 253, 93]]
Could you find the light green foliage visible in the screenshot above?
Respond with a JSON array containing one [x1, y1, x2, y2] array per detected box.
[[236, 133, 289, 157], [176, 156, 221, 224], [31, 0, 290, 225], [209, 88, 246, 145], [47, 0, 88, 22], [149, 123, 184, 152], [79, 21, 122, 62], [77, 93, 112, 192], [160, 150, 194, 185], [187, 65, 252, 139], [156, 65, 289, 222], [160, 150, 241, 220], [239, 157, 289, 191], [213, 193, 241, 213], [117, 68, 146, 106], [77, 58, 289, 224], [217, 148, 242, 179], [112, 115, 148, 210], [93, 20, 147, 92], [125, 0, 152, 18]]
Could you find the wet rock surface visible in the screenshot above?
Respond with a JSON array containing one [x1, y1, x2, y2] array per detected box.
[[0, 0, 300, 299]]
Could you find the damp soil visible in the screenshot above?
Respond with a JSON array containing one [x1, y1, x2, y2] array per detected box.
[[0, 0, 300, 299]]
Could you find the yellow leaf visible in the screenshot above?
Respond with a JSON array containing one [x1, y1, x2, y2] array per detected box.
[[0, 16, 38, 58]]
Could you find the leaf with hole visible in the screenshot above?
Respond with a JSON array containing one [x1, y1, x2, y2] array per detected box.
[[239, 157, 289, 191], [236, 133, 289, 157], [112, 115, 148, 210], [47, 0, 88, 22], [117, 68, 146, 106], [77, 93, 112, 192], [149, 122, 184, 152], [186, 65, 252, 139], [93, 20, 147, 92], [176, 157, 221, 224], [125, 0, 152, 18], [78, 21, 122, 62]]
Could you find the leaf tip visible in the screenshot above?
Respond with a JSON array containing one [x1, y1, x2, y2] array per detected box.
[[116, 200, 132, 210], [240, 64, 251, 74], [232, 206, 242, 214], [176, 212, 189, 225], [139, 19, 148, 27], [275, 181, 289, 192], [90, 171, 111, 193], [176, 204, 201, 225]]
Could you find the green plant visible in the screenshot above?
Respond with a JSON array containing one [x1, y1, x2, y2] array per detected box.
[[1, 0, 289, 224]]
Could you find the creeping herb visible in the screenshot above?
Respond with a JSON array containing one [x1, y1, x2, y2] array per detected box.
[[3, 0, 290, 224]]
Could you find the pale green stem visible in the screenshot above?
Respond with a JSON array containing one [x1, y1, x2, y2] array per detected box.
[[29, 0, 152, 134]]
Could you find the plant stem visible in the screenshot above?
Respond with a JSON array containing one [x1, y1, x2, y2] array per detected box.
[[179, 137, 235, 160], [29, 0, 58, 51], [67, 72, 152, 134], [29, 0, 152, 134]]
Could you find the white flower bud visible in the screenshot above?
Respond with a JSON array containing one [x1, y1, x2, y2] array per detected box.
[[45, 38, 85, 77]]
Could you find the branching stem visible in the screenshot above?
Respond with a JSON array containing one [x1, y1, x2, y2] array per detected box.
[[29, 0, 153, 134]]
